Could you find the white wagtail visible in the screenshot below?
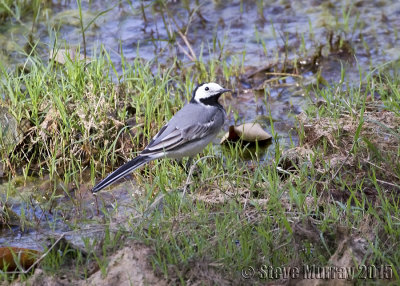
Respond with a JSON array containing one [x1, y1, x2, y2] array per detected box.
[[92, 82, 231, 193]]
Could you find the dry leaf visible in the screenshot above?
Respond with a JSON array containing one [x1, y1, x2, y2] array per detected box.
[[0, 247, 40, 271], [221, 122, 272, 144], [49, 48, 89, 65]]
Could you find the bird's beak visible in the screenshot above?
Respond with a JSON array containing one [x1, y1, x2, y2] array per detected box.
[[219, 88, 231, 94]]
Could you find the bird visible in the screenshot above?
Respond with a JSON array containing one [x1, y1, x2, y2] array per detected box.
[[92, 82, 231, 193]]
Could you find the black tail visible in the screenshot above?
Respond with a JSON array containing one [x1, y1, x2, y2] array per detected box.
[[92, 155, 150, 193]]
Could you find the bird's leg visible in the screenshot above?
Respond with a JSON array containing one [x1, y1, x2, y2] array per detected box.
[[176, 159, 186, 172], [176, 158, 193, 174], [186, 157, 200, 179], [176, 158, 189, 173], [185, 157, 193, 172]]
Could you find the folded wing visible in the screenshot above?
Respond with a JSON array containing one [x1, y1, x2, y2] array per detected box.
[[142, 116, 217, 156]]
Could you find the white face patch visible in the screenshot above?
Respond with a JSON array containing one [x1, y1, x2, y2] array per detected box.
[[193, 82, 225, 103]]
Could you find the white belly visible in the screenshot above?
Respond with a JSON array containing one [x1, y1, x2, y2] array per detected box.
[[165, 134, 217, 159]]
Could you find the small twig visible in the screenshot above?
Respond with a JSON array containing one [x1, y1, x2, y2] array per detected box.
[[243, 191, 250, 212], [375, 179, 400, 189], [144, 192, 166, 216], [175, 29, 197, 61], [184, 5, 203, 35], [261, 81, 299, 88], [264, 72, 303, 78], [276, 166, 293, 176], [176, 41, 195, 62], [245, 61, 279, 79], [363, 159, 400, 181], [24, 234, 65, 274], [164, 4, 197, 61], [331, 150, 352, 181]]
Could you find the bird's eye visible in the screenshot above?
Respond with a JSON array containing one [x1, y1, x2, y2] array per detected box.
[[205, 86, 209, 91]]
